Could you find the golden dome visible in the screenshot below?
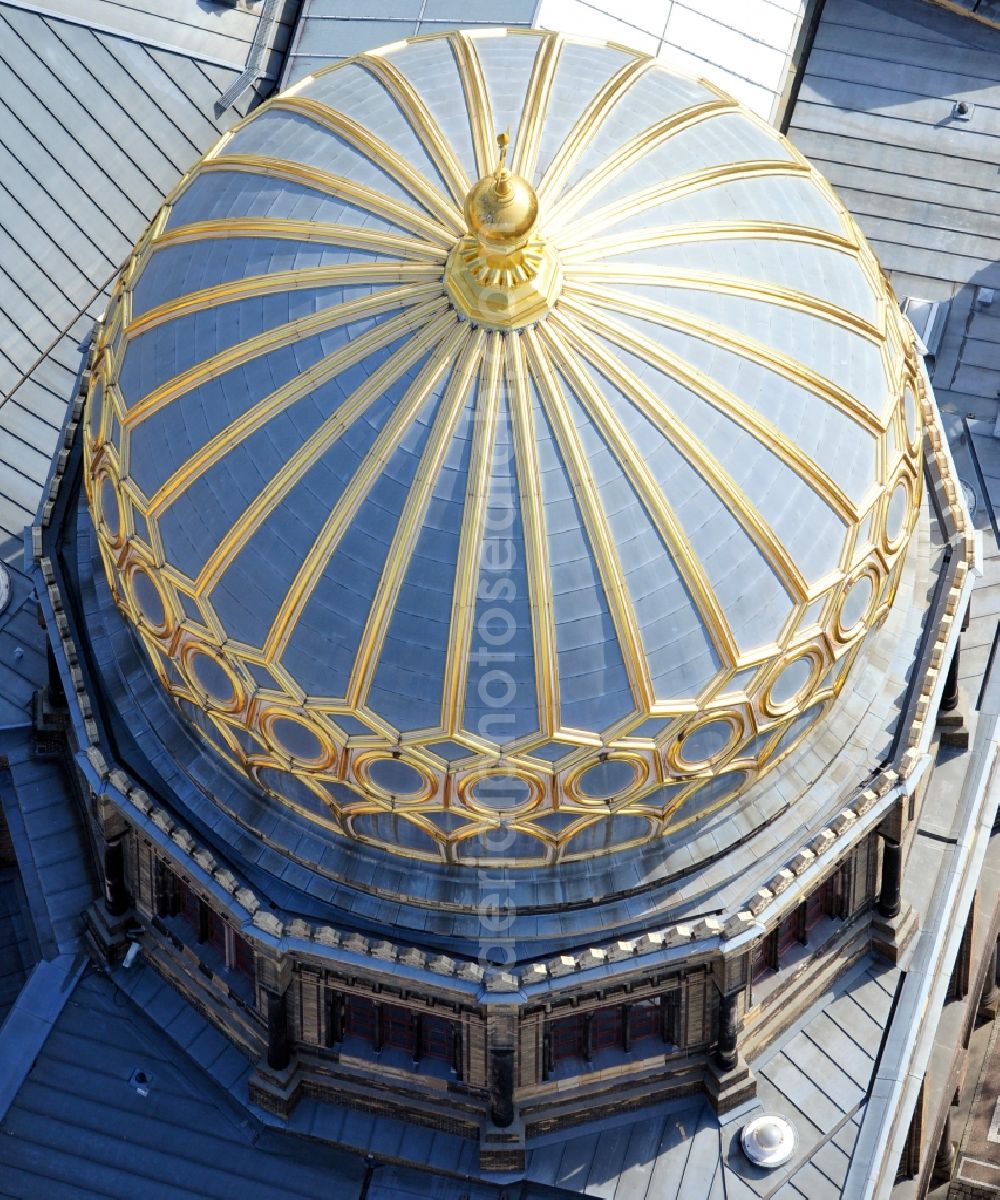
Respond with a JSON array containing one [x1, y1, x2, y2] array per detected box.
[[83, 28, 923, 867]]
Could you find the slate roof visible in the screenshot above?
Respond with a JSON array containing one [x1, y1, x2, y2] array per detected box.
[[521, 956, 900, 1199], [282, 0, 536, 85], [0, 966, 571, 1200], [0, 0, 283, 560], [787, 0, 1000, 303], [0, 867, 35, 1026]]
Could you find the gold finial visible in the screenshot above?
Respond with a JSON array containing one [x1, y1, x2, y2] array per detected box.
[[446, 130, 561, 329], [493, 130, 511, 198], [464, 130, 538, 256]]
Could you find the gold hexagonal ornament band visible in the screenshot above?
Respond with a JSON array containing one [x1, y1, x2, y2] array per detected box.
[[446, 132, 563, 329]]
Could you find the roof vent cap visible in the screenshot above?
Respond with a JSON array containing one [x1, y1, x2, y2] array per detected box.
[[741, 1114, 795, 1168]]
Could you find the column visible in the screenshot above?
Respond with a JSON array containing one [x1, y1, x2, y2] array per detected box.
[[583, 1011, 594, 1063], [878, 839, 902, 920], [103, 837, 129, 917], [489, 1046, 515, 1128], [933, 1109, 955, 1182], [716, 991, 739, 1073], [413, 1012, 424, 1064], [453, 1025, 465, 1082], [47, 643, 66, 706], [541, 1029, 552, 1082], [324, 991, 344, 1047], [197, 898, 210, 943], [265, 987, 290, 1071], [941, 645, 961, 713], [979, 937, 999, 1021]]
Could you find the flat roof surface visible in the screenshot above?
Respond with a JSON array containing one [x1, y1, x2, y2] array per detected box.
[[0, 0, 284, 561], [952, 1013, 1000, 1194], [281, 0, 810, 120]]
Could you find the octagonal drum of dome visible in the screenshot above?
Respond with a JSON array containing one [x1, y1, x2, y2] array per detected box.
[[83, 27, 923, 867]]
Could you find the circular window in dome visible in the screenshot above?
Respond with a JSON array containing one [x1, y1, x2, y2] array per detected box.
[[95, 473, 122, 544], [126, 565, 169, 635], [263, 712, 333, 768], [884, 478, 911, 549], [364, 755, 431, 800], [461, 771, 541, 816], [672, 716, 739, 770], [836, 571, 877, 639], [184, 646, 242, 712], [765, 652, 820, 714], [571, 755, 646, 802]]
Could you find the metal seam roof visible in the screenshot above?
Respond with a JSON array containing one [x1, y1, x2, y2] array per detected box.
[[0, 1, 271, 559]]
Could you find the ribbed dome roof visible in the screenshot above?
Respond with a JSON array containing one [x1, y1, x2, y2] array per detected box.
[[84, 28, 922, 866]]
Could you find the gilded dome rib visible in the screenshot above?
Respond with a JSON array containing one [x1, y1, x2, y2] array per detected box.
[[128, 285, 443, 440], [566, 298, 860, 525], [509, 31, 562, 181], [348, 328, 483, 708], [564, 221, 859, 263], [568, 265, 883, 342], [549, 307, 806, 604], [449, 34, 496, 178], [506, 332, 560, 736], [358, 53, 473, 204], [203, 154, 454, 246], [270, 95, 464, 234], [440, 331, 503, 734], [194, 309, 459, 598], [125, 262, 443, 342], [575, 283, 885, 434], [535, 55, 651, 208], [151, 218, 448, 261], [263, 319, 469, 663], [143, 299, 453, 521], [537, 312, 739, 667], [550, 98, 736, 227], [559, 160, 814, 244], [523, 326, 654, 712]]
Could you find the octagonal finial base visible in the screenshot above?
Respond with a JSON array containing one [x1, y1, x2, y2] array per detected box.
[[445, 233, 563, 330]]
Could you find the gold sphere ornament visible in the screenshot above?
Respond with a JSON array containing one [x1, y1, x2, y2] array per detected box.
[[464, 131, 539, 254]]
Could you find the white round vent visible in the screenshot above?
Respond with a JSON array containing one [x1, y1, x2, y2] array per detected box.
[[741, 1114, 796, 1168]]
